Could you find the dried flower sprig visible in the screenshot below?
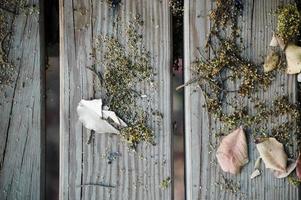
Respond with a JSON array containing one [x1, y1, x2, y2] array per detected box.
[[184, 0, 301, 151], [92, 18, 156, 149], [276, 4, 301, 43]]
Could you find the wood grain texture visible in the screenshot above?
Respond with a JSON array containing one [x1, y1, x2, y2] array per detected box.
[[0, 1, 44, 200], [184, 0, 299, 199], [59, 0, 172, 199]]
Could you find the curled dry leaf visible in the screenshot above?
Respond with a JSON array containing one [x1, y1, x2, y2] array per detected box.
[[273, 160, 296, 179], [285, 43, 301, 74], [256, 137, 287, 172], [263, 49, 280, 72], [77, 99, 127, 134], [296, 153, 301, 179], [216, 126, 249, 175]]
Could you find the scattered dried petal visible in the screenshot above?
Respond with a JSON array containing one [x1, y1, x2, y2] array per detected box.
[[216, 126, 249, 175], [285, 43, 301, 74], [250, 169, 261, 179], [256, 137, 287, 172]]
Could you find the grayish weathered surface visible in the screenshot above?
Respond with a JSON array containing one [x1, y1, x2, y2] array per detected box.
[[60, 0, 172, 199], [0, 1, 44, 200], [184, 0, 299, 199]]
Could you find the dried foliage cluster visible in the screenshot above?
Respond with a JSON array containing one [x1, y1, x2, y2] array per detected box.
[[92, 18, 156, 149], [276, 4, 301, 43], [190, 0, 300, 149]]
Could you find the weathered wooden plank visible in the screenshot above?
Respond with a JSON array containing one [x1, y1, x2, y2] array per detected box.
[[60, 0, 172, 199], [184, 0, 299, 199], [0, 0, 44, 199]]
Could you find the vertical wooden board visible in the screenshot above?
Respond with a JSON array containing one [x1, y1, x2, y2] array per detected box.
[[60, 0, 172, 200], [0, 1, 44, 200], [185, 0, 299, 200]]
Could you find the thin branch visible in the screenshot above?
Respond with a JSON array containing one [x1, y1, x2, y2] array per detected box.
[[77, 183, 115, 188]]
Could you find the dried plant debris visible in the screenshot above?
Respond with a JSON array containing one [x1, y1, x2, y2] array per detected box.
[[78, 182, 115, 188], [215, 175, 245, 198], [107, 151, 121, 164], [160, 177, 171, 190], [288, 175, 301, 186], [273, 4, 301, 77], [216, 126, 248, 174], [276, 4, 301, 43], [168, 0, 183, 16], [95, 26, 152, 123], [1, 0, 39, 15], [20, 4, 39, 16], [90, 18, 156, 149], [120, 121, 155, 149]]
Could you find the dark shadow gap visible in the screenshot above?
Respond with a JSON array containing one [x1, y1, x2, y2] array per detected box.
[[45, 0, 59, 200], [171, 0, 185, 199]]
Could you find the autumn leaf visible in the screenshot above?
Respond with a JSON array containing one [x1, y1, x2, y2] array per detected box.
[[216, 126, 249, 175]]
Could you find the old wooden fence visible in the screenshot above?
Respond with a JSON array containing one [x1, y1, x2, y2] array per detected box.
[[0, 0, 300, 199]]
